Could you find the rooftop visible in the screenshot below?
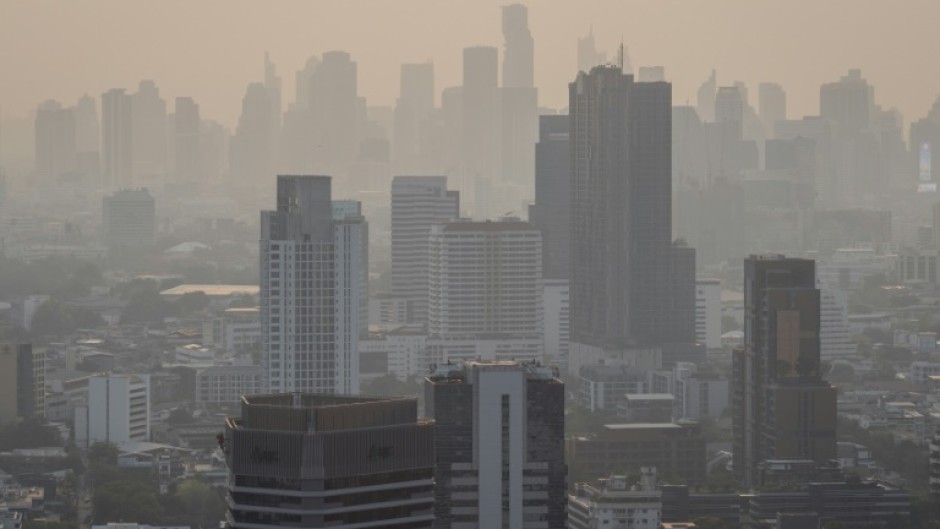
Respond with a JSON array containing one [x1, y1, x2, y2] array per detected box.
[[159, 284, 258, 298]]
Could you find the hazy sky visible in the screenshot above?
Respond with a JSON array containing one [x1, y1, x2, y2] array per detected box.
[[2, 0, 938, 129]]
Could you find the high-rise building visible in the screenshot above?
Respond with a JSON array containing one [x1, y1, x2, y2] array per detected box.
[[758, 82, 786, 138], [102, 188, 156, 250], [911, 97, 940, 187], [101, 88, 133, 189], [732, 255, 837, 487], [695, 279, 721, 349], [224, 394, 434, 529], [332, 200, 369, 338], [462, 46, 500, 216], [696, 69, 717, 123], [74, 94, 100, 155], [427, 219, 542, 340], [230, 83, 274, 190], [34, 100, 76, 185], [568, 65, 696, 374], [75, 374, 150, 448], [390, 176, 459, 324], [529, 115, 570, 280], [500, 5, 538, 192], [393, 62, 435, 173], [261, 176, 363, 395], [312, 51, 359, 174], [577, 28, 606, 73], [0, 344, 45, 425], [131, 80, 167, 183], [174, 97, 200, 183], [820, 69, 872, 140], [715, 86, 745, 141], [502, 4, 533, 89], [425, 361, 566, 529]]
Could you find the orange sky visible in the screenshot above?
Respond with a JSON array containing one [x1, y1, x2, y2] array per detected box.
[[1, 0, 938, 128]]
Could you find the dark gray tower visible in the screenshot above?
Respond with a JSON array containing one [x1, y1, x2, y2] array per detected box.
[[568, 66, 695, 372], [529, 115, 570, 280]]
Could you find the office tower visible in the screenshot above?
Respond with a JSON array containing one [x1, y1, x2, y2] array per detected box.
[[696, 69, 717, 123], [695, 279, 721, 349], [502, 4, 533, 88], [425, 361, 566, 529], [428, 219, 542, 339], [174, 97, 200, 183], [74, 94, 100, 154], [0, 344, 45, 425], [820, 69, 877, 202], [543, 279, 569, 368], [102, 188, 156, 250], [391, 176, 460, 324], [931, 428, 940, 495], [672, 106, 708, 190], [820, 69, 873, 139], [528, 115, 570, 280], [462, 46, 500, 215], [224, 394, 434, 529], [332, 200, 369, 338], [101, 88, 133, 189], [231, 83, 274, 188], [393, 62, 435, 173], [568, 66, 696, 374], [75, 374, 150, 448], [263, 52, 282, 137], [714, 86, 745, 141], [34, 100, 76, 184], [732, 255, 837, 488], [131, 80, 167, 183], [577, 27, 606, 73], [501, 4, 538, 192], [261, 176, 362, 395], [312, 51, 359, 173], [758, 82, 786, 137], [820, 288, 857, 361]]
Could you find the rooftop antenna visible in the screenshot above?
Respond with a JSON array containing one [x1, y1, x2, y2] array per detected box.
[[618, 37, 625, 72]]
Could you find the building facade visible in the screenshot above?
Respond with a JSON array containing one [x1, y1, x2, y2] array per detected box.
[[0, 343, 45, 425], [102, 188, 156, 250], [425, 361, 566, 529], [224, 394, 434, 529], [75, 374, 150, 448]]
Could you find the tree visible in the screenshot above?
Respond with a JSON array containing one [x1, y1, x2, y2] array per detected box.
[[0, 417, 62, 451], [176, 291, 210, 316], [88, 442, 118, 465], [166, 408, 193, 426], [92, 481, 162, 524]]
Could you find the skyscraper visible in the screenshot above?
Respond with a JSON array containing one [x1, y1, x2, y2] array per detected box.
[[174, 97, 200, 183], [224, 394, 434, 529], [461, 46, 500, 216], [131, 80, 167, 183], [393, 62, 435, 173], [568, 65, 696, 374], [0, 344, 44, 425], [732, 255, 837, 487], [101, 88, 133, 189], [261, 176, 363, 395], [758, 82, 786, 138], [34, 100, 76, 184], [230, 83, 274, 190], [528, 114, 570, 280], [715, 86, 745, 141], [577, 28, 606, 73], [390, 176, 460, 324], [425, 361, 566, 529], [500, 5, 538, 192], [696, 69, 717, 123]]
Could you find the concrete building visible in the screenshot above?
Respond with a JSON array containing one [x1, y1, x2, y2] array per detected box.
[[500, 4, 537, 191], [390, 176, 460, 324], [34, 100, 76, 185], [224, 394, 434, 529], [428, 219, 542, 341], [820, 288, 858, 360], [577, 365, 650, 412], [332, 200, 369, 338], [101, 88, 133, 189], [195, 365, 264, 406], [0, 343, 45, 425], [569, 65, 695, 375], [359, 328, 428, 382], [567, 423, 706, 486], [930, 428, 940, 495], [102, 188, 156, 250], [529, 115, 571, 281], [732, 255, 837, 487], [260, 176, 363, 394], [568, 468, 661, 529], [75, 374, 151, 448], [174, 96, 200, 183], [425, 361, 566, 529], [695, 279, 721, 349], [461, 46, 501, 218], [543, 279, 570, 369]]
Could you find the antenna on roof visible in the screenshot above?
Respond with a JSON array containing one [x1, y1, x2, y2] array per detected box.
[[618, 37, 624, 72]]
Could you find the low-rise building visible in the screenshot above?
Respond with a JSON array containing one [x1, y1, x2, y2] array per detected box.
[[568, 468, 661, 529]]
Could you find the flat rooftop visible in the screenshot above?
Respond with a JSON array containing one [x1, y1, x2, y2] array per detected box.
[[160, 284, 258, 297]]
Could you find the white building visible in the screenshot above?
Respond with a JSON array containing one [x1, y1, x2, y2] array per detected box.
[[428, 219, 543, 342], [820, 288, 858, 360], [195, 365, 264, 405], [695, 278, 721, 349], [102, 188, 155, 249], [390, 176, 460, 324], [359, 329, 428, 381], [260, 176, 363, 395], [204, 307, 260, 353], [75, 374, 150, 448], [568, 468, 662, 529], [911, 361, 940, 385], [543, 279, 570, 368]]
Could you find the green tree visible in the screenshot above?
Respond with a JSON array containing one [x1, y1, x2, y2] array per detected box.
[[0, 417, 62, 451], [92, 481, 162, 524], [166, 408, 193, 426], [88, 442, 118, 465]]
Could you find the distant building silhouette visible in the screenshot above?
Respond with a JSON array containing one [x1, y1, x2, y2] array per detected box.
[[102, 188, 155, 250], [34, 100, 76, 185], [101, 88, 133, 189], [577, 27, 606, 73], [529, 114, 570, 280], [230, 83, 273, 190], [131, 80, 167, 184], [461, 46, 500, 218], [758, 82, 787, 138], [393, 62, 435, 174], [174, 97, 200, 183]]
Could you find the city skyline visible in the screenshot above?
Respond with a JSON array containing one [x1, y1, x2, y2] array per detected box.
[[2, 0, 939, 130]]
